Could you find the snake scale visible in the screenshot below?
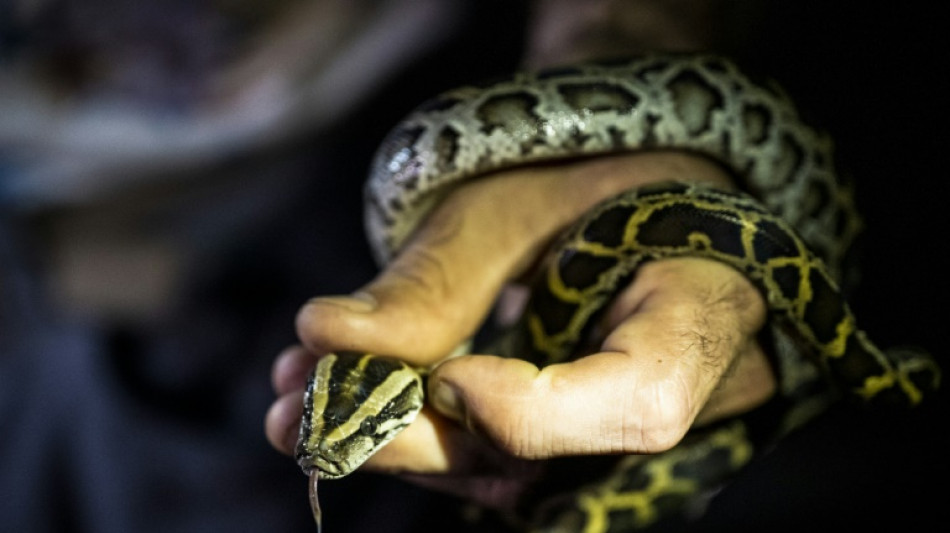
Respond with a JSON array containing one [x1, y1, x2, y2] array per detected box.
[[295, 54, 940, 531]]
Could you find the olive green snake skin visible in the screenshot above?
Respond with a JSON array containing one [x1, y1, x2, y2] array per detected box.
[[295, 54, 941, 532]]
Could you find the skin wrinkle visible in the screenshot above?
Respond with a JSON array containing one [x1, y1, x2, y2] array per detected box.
[[516, 393, 545, 459], [276, 157, 778, 491], [394, 248, 450, 295], [457, 360, 540, 460], [456, 257, 770, 461], [610, 357, 650, 453], [540, 379, 562, 457], [382, 198, 471, 317], [597, 260, 764, 452], [600, 319, 691, 452], [408, 194, 467, 249], [630, 380, 659, 453], [618, 366, 645, 453], [368, 207, 491, 362], [531, 368, 561, 458], [594, 369, 628, 454], [640, 369, 693, 452], [385, 246, 455, 316], [582, 375, 613, 455], [672, 365, 701, 445], [508, 362, 600, 458]]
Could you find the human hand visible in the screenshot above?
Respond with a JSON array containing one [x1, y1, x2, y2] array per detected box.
[[265, 152, 777, 509]]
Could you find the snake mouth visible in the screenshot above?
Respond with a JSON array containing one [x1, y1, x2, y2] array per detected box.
[[296, 453, 347, 479], [312, 465, 344, 480]]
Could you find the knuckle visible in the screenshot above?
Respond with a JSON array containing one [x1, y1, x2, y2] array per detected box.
[[623, 380, 693, 453]]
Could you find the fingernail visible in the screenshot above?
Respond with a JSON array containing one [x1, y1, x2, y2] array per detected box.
[[310, 291, 377, 313], [430, 381, 465, 422]]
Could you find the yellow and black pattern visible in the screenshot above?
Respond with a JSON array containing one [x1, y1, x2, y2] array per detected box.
[[528, 420, 754, 532], [297, 53, 940, 532], [363, 52, 865, 449], [365, 53, 860, 283], [296, 351, 423, 479], [506, 181, 937, 531], [296, 181, 938, 531], [524, 182, 939, 408]]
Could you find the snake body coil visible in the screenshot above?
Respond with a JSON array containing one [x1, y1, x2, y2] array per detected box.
[[296, 55, 940, 531]]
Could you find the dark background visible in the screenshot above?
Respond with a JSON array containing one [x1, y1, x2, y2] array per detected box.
[[700, 3, 949, 530], [1, 1, 946, 532]]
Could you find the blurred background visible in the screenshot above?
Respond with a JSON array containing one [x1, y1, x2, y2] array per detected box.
[[1, 1, 946, 532]]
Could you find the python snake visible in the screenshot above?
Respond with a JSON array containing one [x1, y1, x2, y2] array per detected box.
[[296, 54, 940, 531]]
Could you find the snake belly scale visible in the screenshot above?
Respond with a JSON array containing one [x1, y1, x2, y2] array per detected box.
[[296, 54, 940, 531]]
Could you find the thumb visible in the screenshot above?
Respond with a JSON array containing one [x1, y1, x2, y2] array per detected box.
[[295, 183, 532, 365], [426, 351, 688, 458], [295, 154, 736, 365], [426, 259, 776, 459]]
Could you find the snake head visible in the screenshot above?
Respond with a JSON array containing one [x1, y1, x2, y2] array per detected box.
[[294, 351, 424, 479]]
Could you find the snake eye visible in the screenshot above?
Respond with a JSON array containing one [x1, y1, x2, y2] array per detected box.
[[360, 416, 379, 436]]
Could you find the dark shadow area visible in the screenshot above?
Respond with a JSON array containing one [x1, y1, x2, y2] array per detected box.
[[1, 1, 944, 532]]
